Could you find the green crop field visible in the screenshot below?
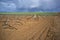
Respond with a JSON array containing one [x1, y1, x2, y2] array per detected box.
[[0, 12, 58, 16]]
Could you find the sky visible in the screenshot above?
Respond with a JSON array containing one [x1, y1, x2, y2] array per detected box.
[[0, 0, 60, 12]]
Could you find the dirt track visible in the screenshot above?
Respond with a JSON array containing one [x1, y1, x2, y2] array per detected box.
[[0, 15, 60, 40]]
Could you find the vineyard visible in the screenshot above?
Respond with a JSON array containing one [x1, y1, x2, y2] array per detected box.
[[0, 14, 60, 40]]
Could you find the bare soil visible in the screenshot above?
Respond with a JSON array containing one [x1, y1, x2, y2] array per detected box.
[[0, 15, 60, 40]]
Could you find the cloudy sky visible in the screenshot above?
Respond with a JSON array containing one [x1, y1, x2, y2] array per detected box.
[[0, 0, 60, 12]]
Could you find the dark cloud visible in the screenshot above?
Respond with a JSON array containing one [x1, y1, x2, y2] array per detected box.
[[0, 0, 60, 12]]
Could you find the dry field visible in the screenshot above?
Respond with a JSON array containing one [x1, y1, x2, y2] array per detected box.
[[0, 14, 60, 40]]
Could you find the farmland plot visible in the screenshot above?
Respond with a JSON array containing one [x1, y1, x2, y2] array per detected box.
[[0, 15, 60, 40]]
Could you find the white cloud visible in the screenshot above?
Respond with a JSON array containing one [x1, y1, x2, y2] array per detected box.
[[31, 0, 39, 2], [0, 2, 16, 11], [16, 0, 40, 8], [30, 4, 39, 8], [13, 0, 55, 9], [40, 0, 56, 9], [30, 0, 40, 8], [0, 0, 59, 12]]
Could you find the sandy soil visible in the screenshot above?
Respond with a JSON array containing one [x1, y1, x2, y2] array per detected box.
[[0, 15, 60, 40]]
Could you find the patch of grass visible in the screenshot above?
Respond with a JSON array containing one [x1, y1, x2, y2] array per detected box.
[[0, 12, 58, 16]]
